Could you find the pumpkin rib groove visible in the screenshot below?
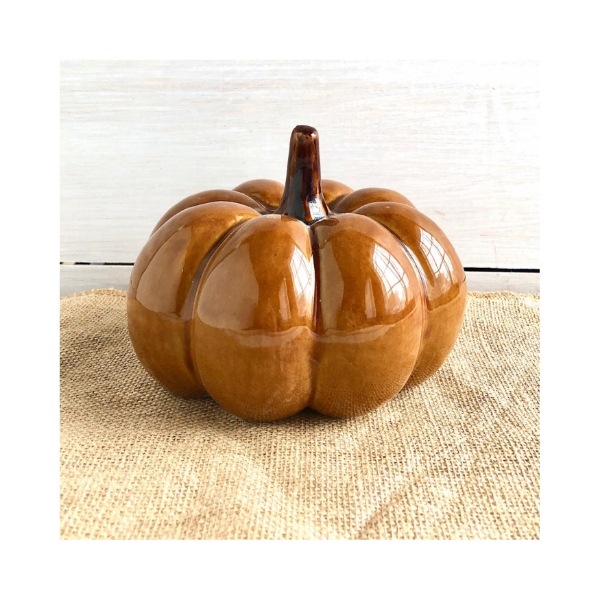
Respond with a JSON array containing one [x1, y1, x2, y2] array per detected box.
[[306, 224, 322, 410]]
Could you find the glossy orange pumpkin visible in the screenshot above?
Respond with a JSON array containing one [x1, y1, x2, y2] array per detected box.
[[127, 125, 467, 421]]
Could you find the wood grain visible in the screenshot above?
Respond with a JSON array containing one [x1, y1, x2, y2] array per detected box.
[[60, 266, 539, 297], [60, 61, 539, 268]]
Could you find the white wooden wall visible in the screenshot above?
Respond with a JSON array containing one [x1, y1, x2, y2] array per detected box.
[[60, 61, 539, 296]]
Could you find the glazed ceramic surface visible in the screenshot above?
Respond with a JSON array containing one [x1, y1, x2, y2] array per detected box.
[[128, 125, 467, 421]]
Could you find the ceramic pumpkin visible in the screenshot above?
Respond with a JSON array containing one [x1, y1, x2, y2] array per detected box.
[[127, 125, 467, 421]]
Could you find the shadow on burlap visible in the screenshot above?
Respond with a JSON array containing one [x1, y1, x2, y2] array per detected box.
[[60, 290, 539, 540]]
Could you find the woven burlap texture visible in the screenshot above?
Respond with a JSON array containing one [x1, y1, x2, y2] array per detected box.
[[60, 289, 539, 540]]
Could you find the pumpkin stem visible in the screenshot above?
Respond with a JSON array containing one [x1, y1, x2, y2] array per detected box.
[[277, 125, 329, 224]]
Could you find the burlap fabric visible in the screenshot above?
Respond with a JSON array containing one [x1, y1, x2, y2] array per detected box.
[[60, 290, 539, 540]]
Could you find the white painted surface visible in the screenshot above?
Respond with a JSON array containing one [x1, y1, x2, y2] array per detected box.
[[465, 271, 539, 295], [60, 265, 132, 297], [60, 265, 539, 297], [61, 61, 539, 272]]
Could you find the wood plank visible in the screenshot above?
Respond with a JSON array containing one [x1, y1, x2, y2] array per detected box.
[[60, 265, 539, 297], [60, 265, 131, 297], [465, 271, 539, 294], [61, 61, 539, 268]]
